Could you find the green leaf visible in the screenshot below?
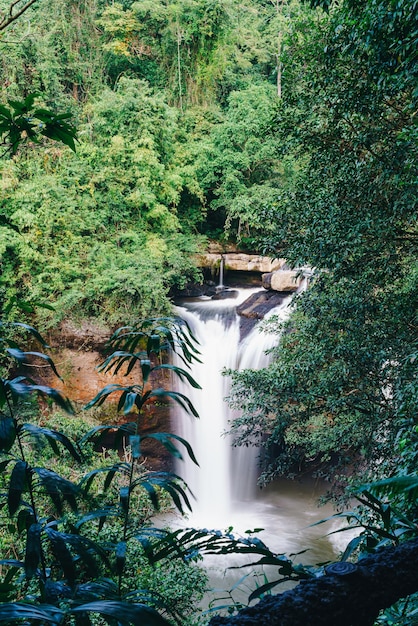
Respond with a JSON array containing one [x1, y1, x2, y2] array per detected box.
[[130, 434, 141, 459], [76, 578, 119, 602], [24, 523, 42, 579], [142, 433, 199, 465], [141, 388, 199, 417], [147, 334, 160, 354], [8, 322, 48, 347], [115, 541, 126, 576], [140, 359, 151, 383], [0, 602, 64, 622], [34, 468, 79, 514], [120, 486, 129, 513], [45, 527, 76, 585], [17, 508, 35, 534], [63, 532, 108, 576], [22, 423, 82, 462], [80, 463, 128, 494], [133, 472, 193, 514], [8, 460, 29, 516], [74, 507, 118, 531], [79, 424, 135, 449], [84, 384, 127, 409], [4, 379, 74, 413], [152, 364, 201, 389], [71, 601, 170, 625], [248, 578, 283, 602], [6, 348, 63, 380], [0, 416, 16, 453]]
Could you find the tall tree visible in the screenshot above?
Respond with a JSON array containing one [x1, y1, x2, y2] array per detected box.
[[227, 0, 417, 486]]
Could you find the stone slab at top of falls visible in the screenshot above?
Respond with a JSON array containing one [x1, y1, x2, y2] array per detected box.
[[197, 252, 285, 273]]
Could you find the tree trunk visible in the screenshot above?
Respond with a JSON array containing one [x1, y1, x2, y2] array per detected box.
[[209, 538, 418, 626]]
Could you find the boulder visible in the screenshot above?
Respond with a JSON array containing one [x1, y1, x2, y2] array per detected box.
[[196, 253, 286, 273], [263, 270, 302, 292]]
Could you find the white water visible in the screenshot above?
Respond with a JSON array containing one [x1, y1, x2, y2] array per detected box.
[[174, 288, 263, 526], [171, 289, 350, 606]]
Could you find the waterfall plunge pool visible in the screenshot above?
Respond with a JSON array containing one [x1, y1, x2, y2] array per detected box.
[[160, 289, 353, 611]]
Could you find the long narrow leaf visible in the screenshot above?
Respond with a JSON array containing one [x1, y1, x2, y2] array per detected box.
[[141, 388, 199, 417], [142, 433, 199, 465], [23, 423, 82, 462], [0, 603, 64, 622], [8, 460, 28, 516], [0, 416, 16, 453], [5, 379, 74, 413], [152, 364, 201, 389], [24, 523, 42, 578], [80, 464, 128, 495], [71, 601, 170, 625], [34, 468, 79, 514], [8, 322, 49, 347], [74, 507, 118, 531], [6, 348, 62, 380], [45, 527, 76, 585]]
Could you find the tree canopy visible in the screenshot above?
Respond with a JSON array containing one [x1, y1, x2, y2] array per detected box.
[[227, 0, 417, 490], [0, 0, 417, 620]]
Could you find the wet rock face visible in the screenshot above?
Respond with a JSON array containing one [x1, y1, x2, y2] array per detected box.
[[33, 322, 173, 472], [50, 319, 110, 352], [236, 291, 291, 339]]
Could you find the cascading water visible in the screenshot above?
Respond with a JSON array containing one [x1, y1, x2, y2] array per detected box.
[[173, 288, 291, 527], [172, 288, 347, 545], [217, 257, 225, 290], [173, 291, 248, 526], [171, 287, 353, 606]]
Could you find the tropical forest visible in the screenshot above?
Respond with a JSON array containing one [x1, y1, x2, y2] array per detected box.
[[0, 0, 417, 624]]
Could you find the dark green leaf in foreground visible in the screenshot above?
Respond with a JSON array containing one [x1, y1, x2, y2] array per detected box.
[[8, 460, 29, 516], [24, 523, 42, 579], [22, 423, 82, 462], [0, 602, 64, 622], [0, 415, 16, 452], [71, 601, 170, 625]]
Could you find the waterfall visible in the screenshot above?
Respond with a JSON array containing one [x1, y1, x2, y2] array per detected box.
[[218, 257, 225, 289], [170, 289, 349, 601], [173, 289, 292, 527]]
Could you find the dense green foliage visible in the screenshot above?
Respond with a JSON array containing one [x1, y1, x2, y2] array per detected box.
[[227, 0, 417, 491], [0, 313, 211, 624], [1, 79, 202, 324], [0, 0, 305, 326], [0, 0, 417, 621]]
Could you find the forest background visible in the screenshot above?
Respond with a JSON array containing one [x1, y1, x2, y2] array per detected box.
[[0, 0, 417, 623]]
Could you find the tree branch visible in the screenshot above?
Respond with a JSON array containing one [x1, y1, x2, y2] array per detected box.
[[0, 0, 38, 32], [209, 538, 418, 626]]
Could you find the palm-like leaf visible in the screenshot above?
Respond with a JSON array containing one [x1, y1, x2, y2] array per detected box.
[[71, 600, 170, 625], [22, 423, 82, 462], [0, 415, 16, 452], [0, 602, 64, 622], [131, 471, 193, 515], [80, 463, 129, 495], [33, 467, 79, 514], [8, 460, 29, 516], [6, 348, 62, 380], [3, 378, 74, 414], [142, 432, 199, 465]]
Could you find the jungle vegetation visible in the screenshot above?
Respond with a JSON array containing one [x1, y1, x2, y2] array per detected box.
[[0, 0, 417, 623]]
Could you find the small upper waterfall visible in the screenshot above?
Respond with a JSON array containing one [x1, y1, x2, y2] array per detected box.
[[173, 289, 292, 527], [217, 257, 225, 290]]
